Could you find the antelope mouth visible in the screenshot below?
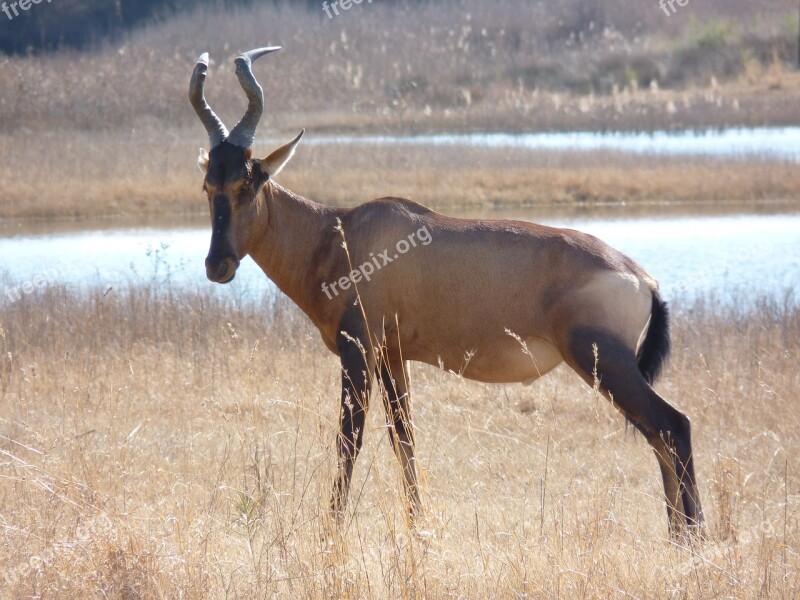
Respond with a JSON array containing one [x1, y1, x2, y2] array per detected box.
[[206, 257, 240, 284], [215, 271, 236, 284]]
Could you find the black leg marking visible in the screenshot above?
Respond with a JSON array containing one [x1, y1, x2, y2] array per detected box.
[[564, 328, 704, 537], [330, 326, 374, 520], [378, 355, 421, 522]]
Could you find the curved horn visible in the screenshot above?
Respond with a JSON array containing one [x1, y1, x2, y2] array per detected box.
[[189, 52, 229, 149], [226, 46, 281, 149]]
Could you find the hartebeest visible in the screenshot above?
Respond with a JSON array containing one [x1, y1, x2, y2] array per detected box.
[[189, 47, 704, 537]]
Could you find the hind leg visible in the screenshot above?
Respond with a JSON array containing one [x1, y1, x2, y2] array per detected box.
[[563, 327, 704, 537]]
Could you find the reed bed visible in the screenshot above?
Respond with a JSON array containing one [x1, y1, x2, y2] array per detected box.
[[3, 127, 800, 220], [1, 0, 799, 219], [0, 0, 796, 133], [0, 280, 797, 598]]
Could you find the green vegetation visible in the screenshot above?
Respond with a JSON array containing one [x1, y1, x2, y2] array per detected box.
[[685, 17, 739, 52]]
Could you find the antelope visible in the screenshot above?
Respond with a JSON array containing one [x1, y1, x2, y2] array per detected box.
[[189, 47, 704, 537]]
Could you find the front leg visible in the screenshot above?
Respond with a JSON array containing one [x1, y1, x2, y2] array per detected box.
[[330, 327, 375, 520], [379, 356, 422, 523]]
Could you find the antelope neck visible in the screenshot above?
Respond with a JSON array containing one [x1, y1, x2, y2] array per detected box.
[[248, 180, 344, 319]]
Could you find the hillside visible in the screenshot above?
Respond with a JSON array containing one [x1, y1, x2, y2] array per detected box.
[[0, 0, 798, 134]]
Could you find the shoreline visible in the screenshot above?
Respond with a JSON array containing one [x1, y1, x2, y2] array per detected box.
[[3, 111, 800, 222]]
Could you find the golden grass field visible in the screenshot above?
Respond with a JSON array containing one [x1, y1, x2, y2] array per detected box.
[[0, 282, 797, 598]]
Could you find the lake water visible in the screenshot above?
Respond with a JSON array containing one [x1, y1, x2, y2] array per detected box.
[[307, 127, 800, 162], [1, 210, 798, 306]]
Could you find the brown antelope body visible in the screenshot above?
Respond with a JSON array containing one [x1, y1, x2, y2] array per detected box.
[[189, 48, 704, 537]]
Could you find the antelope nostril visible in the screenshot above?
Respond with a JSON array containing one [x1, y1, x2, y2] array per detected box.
[[206, 257, 239, 283]]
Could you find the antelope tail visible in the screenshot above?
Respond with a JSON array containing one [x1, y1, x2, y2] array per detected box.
[[637, 290, 671, 385]]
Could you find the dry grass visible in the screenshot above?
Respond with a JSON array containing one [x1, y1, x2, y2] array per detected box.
[[0, 0, 798, 134], [3, 126, 800, 220], [2, 1, 800, 220], [0, 280, 797, 598]]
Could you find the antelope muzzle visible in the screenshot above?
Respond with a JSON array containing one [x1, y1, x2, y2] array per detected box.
[[205, 195, 240, 284], [205, 255, 239, 284]]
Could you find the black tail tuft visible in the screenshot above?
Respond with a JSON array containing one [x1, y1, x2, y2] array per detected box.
[[637, 291, 671, 385]]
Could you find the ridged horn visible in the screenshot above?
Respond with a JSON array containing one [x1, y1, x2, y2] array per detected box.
[[189, 52, 229, 149], [226, 46, 281, 149]]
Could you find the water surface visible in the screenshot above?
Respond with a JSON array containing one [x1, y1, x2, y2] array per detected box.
[[307, 127, 800, 162], [1, 210, 797, 306]]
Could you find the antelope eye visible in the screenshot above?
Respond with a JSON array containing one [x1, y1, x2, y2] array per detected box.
[[237, 186, 253, 203]]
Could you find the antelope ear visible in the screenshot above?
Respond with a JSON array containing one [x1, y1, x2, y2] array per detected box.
[[259, 130, 304, 177], [197, 148, 210, 173]]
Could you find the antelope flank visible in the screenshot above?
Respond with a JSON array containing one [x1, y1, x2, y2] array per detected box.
[[321, 225, 433, 300]]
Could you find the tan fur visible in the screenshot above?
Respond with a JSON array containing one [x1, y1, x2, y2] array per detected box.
[[240, 185, 657, 382]]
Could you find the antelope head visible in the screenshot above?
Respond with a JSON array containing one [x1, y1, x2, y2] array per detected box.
[[190, 47, 304, 283]]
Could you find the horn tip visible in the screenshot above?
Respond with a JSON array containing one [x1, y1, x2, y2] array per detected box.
[[236, 46, 282, 65], [196, 52, 210, 66]]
